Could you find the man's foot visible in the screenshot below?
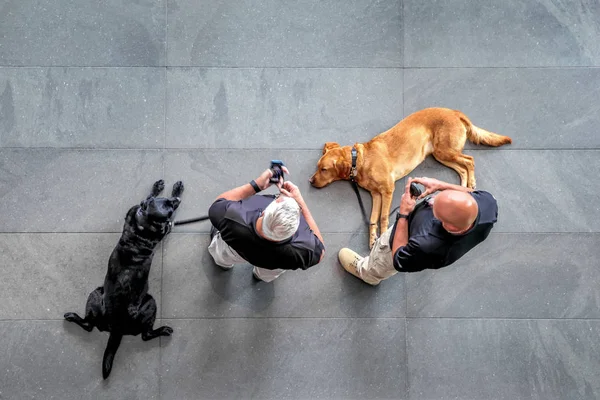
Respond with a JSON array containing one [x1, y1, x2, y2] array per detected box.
[[338, 248, 379, 286], [252, 269, 262, 281]]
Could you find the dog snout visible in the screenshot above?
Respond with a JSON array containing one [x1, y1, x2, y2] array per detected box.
[[309, 175, 315, 184]]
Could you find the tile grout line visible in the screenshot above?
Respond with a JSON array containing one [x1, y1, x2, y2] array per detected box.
[[5, 316, 600, 321], [159, 3, 168, 398], [405, 316, 410, 399], [2, 65, 600, 69], [400, 0, 410, 392], [401, 0, 405, 72]]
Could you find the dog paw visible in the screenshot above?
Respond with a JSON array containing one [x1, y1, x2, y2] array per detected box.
[[152, 179, 165, 195], [159, 326, 174, 337], [64, 312, 78, 321], [171, 181, 184, 197]]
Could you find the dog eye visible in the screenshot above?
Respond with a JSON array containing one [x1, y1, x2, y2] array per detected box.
[[321, 168, 327, 172]]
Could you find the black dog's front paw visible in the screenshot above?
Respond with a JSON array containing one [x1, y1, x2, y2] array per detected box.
[[152, 179, 165, 196], [64, 312, 79, 322], [171, 181, 184, 198], [159, 326, 174, 337]]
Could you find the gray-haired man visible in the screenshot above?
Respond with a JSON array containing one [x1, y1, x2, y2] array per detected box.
[[208, 167, 325, 282]]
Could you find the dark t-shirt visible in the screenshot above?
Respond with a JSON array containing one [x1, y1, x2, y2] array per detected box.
[[390, 190, 498, 272], [208, 195, 325, 271]]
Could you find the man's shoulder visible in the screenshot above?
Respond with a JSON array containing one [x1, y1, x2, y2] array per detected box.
[[470, 190, 497, 206], [470, 190, 498, 225], [210, 195, 276, 214]]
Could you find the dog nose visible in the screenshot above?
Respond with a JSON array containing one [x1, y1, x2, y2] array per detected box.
[[308, 176, 314, 184]]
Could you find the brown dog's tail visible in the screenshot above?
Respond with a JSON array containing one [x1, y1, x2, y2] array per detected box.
[[102, 332, 123, 379], [459, 113, 512, 147]]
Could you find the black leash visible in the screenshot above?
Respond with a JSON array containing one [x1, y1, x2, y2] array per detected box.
[[349, 146, 415, 227], [173, 215, 210, 226], [349, 147, 373, 227]]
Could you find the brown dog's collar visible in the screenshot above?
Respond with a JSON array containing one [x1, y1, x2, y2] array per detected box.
[[350, 146, 358, 181]]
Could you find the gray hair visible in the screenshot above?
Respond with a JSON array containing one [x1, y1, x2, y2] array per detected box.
[[262, 196, 301, 241]]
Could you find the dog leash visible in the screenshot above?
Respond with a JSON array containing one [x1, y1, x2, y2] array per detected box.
[[173, 215, 210, 226], [349, 146, 415, 228], [349, 147, 374, 227]]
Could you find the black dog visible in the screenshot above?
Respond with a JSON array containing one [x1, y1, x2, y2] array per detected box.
[[64, 179, 183, 379]]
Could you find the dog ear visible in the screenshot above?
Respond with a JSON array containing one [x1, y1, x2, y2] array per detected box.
[[334, 160, 351, 179], [322, 142, 340, 154]]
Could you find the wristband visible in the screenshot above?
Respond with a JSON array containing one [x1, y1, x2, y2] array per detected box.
[[249, 180, 261, 193], [396, 212, 409, 221]]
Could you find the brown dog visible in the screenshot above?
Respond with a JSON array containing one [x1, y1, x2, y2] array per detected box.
[[309, 107, 512, 248]]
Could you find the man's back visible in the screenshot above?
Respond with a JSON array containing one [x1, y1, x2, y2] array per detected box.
[[391, 190, 498, 272], [209, 195, 324, 270]]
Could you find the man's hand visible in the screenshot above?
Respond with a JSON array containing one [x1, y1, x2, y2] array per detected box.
[[255, 166, 290, 191], [410, 177, 445, 199], [399, 178, 417, 214], [411, 176, 474, 197], [279, 181, 304, 205], [281, 180, 324, 248]]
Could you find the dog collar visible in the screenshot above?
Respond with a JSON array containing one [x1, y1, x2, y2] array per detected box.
[[350, 147, 358, 181]]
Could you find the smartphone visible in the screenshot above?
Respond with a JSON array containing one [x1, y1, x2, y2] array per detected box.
[[270, 160, 285, 183]]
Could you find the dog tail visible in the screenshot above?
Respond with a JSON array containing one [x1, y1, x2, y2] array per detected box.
[[459, 113, 512, 147], [102, 332, 123, 379]]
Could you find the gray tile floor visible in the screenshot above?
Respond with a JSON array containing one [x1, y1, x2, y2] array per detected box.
[[1, 1, 599, 399]]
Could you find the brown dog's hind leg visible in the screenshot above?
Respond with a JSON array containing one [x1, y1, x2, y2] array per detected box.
[[432, 150, 470, 187], [460, 154, 476, 188], [369, 192, 382, 249]]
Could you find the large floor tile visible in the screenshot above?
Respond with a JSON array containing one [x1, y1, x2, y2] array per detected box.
[[404, 68, 600, 149], [0, 234, 163, 320], [404, 0, 600, 67], [162, 233, 404, 318], [165, 149, 406, 236], [0, 0, 166, 66], [406, 233, 600, 318], [0, 68, 165, 148], [160, 318, 407, 400], [0, 149, 163, 232], [403, 150, 600, 233], [167, 0, 402, 67], [407, 319, 600, 400], [166, 67, 403, 148], [0, 321, 161, 399]]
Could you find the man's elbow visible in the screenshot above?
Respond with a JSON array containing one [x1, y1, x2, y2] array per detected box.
[[393, 256, 425, 273]]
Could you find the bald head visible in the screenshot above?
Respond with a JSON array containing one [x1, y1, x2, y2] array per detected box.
[[432, 190, 478, 234]]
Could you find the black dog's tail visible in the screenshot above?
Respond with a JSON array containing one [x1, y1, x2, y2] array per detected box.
[[102, 332, 123, 379]]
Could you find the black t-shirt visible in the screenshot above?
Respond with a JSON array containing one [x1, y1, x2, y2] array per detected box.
[[390, 190, 498, 272], [208, 195, 325, 271]]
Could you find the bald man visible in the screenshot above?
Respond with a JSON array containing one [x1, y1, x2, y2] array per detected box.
[[338, 177, 498, 285]]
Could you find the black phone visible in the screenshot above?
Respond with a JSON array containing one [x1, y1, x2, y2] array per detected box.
[[270, 160, 285, 184], [409, 182, 422, 198]]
